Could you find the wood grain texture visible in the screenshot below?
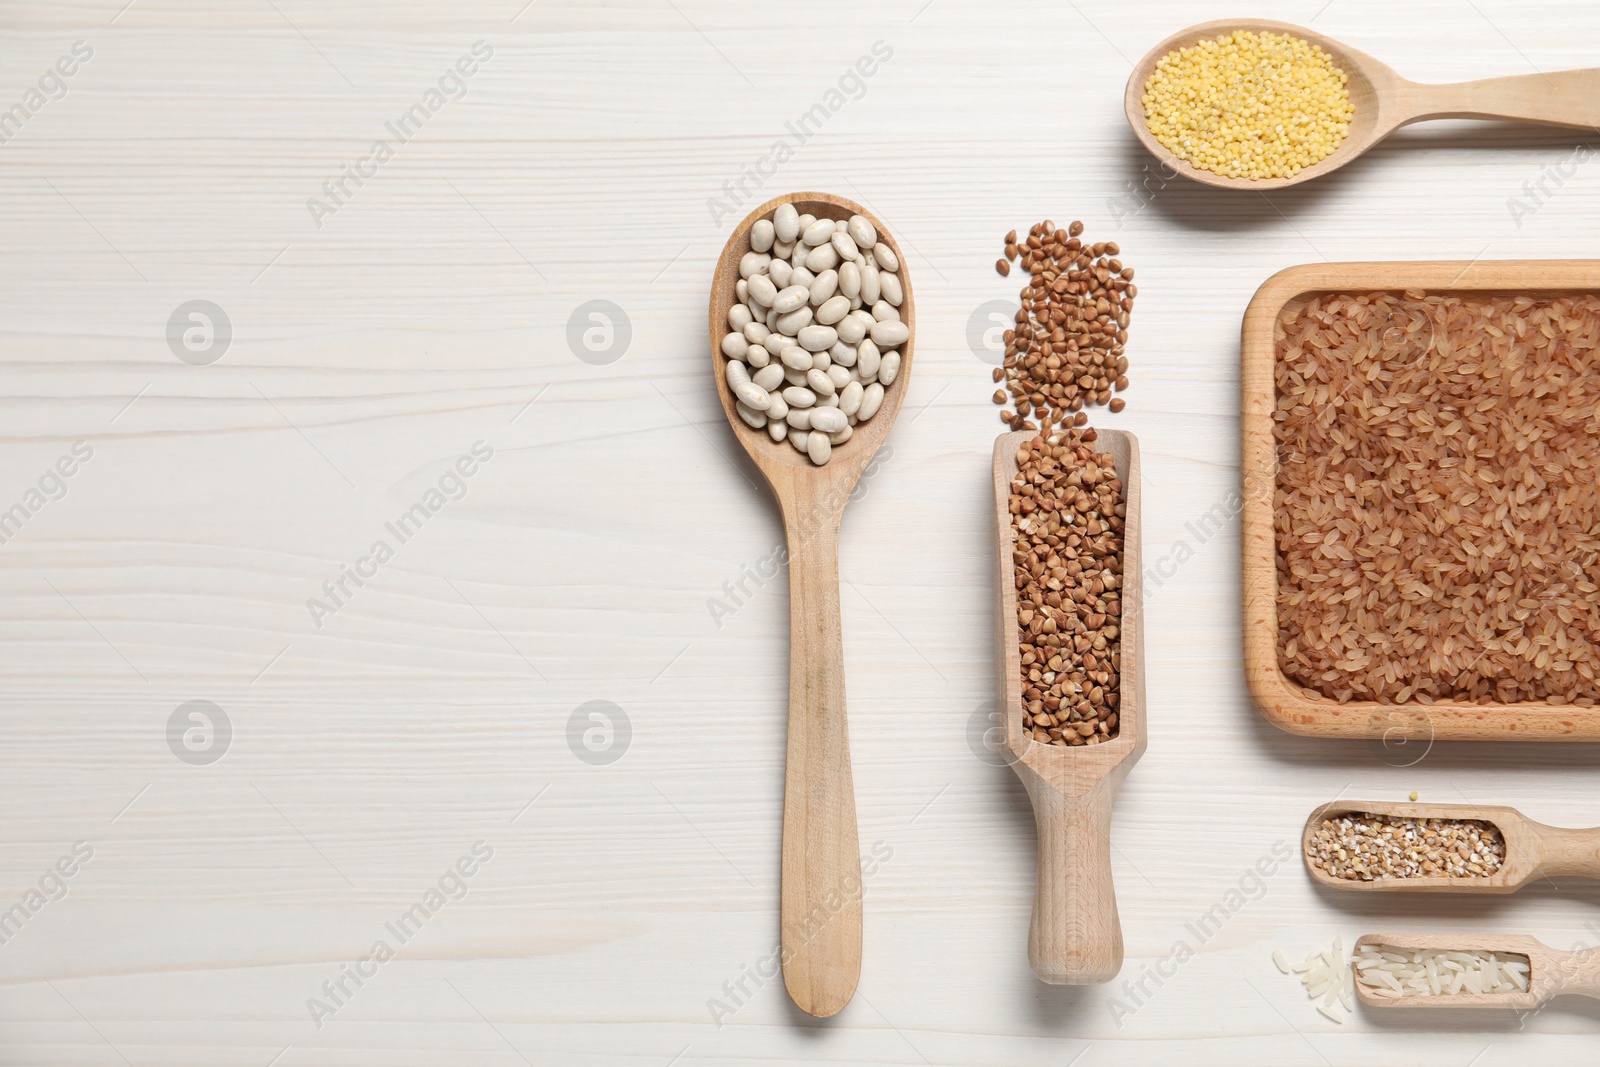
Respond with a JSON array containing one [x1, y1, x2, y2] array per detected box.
[[1242, 259, 1600, 740], [1354, 933, 1600, 1009], [1302, 801, 1600, 894], [709, 192, 914, 1017], [992, 429, 1144, 984], [7, 0, 1600, 1062], [1125, 18, 1600, 191]]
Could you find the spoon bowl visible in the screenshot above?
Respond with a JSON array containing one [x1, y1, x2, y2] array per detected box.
[[1126, 19, 1600, 191], [708, 191, 913, 1018], [1354, 933, 1600, 1010], [710, 192, 914, 480]]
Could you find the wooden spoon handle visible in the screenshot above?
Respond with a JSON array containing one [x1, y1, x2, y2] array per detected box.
[[1402, 69, 1600, 130], [778, 506, 861, 1017], [1025, 778, 1123, 984]]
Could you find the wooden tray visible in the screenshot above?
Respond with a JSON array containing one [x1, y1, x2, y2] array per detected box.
[[1241, 260, 1600, 741]]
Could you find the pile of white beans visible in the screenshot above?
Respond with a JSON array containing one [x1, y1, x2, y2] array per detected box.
[[720, 204, 907, 466]]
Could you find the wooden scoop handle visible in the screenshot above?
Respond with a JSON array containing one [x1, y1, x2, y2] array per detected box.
[[778, 501, 861, 1018], [1402, 69, 1600, 131], [1529, 822, 1600, 880], [1025, 777, 1123, 984], [1546, 945, 1600, 1001]]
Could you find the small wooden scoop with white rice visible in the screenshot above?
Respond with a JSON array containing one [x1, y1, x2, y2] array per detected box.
[[1352, 933, 1600, 1010]]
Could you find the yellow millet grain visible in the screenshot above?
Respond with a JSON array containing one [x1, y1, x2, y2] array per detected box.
[[1141, 29, 1354, 180]]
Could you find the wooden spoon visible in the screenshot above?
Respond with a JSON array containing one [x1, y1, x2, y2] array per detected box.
[[1125, 18, 1600, 191], [1303, 801, 1600, 894], [709, 191, 914, 1018], [1354, 933, 1600, 1010], [991, 428, 1146, 984]]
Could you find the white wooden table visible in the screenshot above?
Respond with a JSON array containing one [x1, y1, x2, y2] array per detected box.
[[4, 1, 1600, 1063]]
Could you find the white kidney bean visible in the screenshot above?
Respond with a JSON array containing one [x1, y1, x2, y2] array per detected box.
[[806, 367, 835, 397], [789, 427, 810, 452], [879, 351, 900, 386], [736, 401, 765, 429], [809, 270, 838, 306], [740, 252, 771, 279], [802, 218, 835, 247], [784, 366, 808, 386], [871, 300, 898, 322], [806, 431, 831, 465], [750, 219, 775, 253], [746, 344, 771, 370], [829, 423, 853, 445], [790, 265, 814, 287], [804, 243, 839, 272], [767, 419, 787, 442], [776, 305, 812, 335], [734, 380, 771, 410], [772, 240, 794, 260], [836, 314, 867, 345], [743, 321, 769, 344], [736, 278, 748, 303], [810, 349, 830, 370], [860, 260, 881, 304], [779, 345, 813, 371], [725, 353, 751, 385], [772, 284, 809, 314], [857, 339, 880, 379], [873, 243, 898, 271], [830, 340, 856, 366], [782, 385, 816, 408], [809, 406, 847, 434], [728, 304, 753, 331], [858, 382, 885, 420], [767, 391, 788, 417], [815, 295, 850, 325], [797, 324, 837, 351], [768, 259, 792, 288], [774, 203, 800, 243], [870, 320, 909, 347], [830, 231, 858, 262], [879, 271, 903, 307], [847, 214, 876, 248], [752, 363, 785, 391], [838, 380, 864, 416], [748, 273, 778, 306], [785, 407, 811, 429], [825, 363, 852, 390], [839, 260, 861, 299]]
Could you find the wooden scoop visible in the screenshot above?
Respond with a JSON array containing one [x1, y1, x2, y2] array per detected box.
[[1354, 934, 1600, 1010], [1125, 18, 1600, 191], [992, 428, 1145, 984], [1303, 801, 1600, 894], [709, 191, 914, 1018]]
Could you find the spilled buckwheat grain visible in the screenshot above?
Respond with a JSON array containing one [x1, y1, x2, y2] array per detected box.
[[994, 220, 1134, 433], [1011, 428, 1125, 745]]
